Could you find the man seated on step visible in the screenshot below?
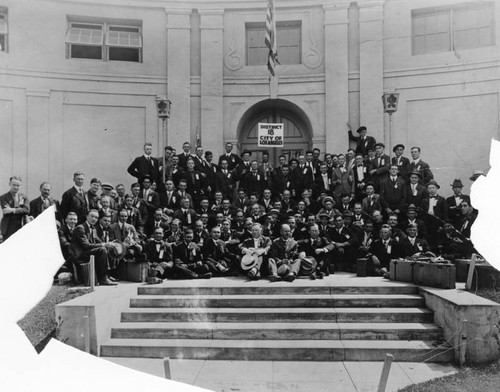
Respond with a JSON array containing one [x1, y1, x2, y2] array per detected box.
[[240, 223, 272, 280], [144, 227, 174, 279], [297, 223, 334, 279], [202, 226, 237, 276], [267, 224, 300, 282], [110, 209, 144, 261], [172, 228, 212, 279], [367, 224, 403, 277], [400, 223, 431, 258]]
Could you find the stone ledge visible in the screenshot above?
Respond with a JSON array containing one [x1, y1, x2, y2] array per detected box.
[[419, 285, 500, 364]]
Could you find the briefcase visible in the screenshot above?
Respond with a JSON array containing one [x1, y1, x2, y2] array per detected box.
[[413, 261, 456, 289], [356, 258, 368, 277], [390, 259, 415, 283], [119, 260, 148, 282]]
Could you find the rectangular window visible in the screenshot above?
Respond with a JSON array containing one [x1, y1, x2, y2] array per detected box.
[[0, 8, 8, 53], [412, 3, 494, 55], [246, 21, 301, 66], [66, 19, 142, 62]]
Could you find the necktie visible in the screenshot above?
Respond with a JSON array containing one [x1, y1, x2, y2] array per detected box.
[[384, 241, 388, 249]]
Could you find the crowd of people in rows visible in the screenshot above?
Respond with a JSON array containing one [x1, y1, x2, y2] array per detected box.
[[0, 126, 484, 285]]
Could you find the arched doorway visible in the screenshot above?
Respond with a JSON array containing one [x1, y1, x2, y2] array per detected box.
[[237, 99, 313, 166]]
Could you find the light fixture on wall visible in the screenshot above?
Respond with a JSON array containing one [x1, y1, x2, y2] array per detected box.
[[155, 96, 172, 183], [382, 92, 400, 153]]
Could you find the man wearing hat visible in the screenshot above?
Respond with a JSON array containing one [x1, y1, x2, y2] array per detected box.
[[406, 171, 428, 208], [398, 205, 428, 240], [369, 143, 391, 192], [348, 125, 376, 157], [100, 182, 116, 209], [446, 179, 471, 228], [470, 170, 485, 182], [316, 196, 340, 221], [391, 144, 410, 180], [267, 224, 300, 282], [400, 223, 431, 258], [408, 147, 433, 185], [420, 180, 448, 250], [240, 222, 272, 280]]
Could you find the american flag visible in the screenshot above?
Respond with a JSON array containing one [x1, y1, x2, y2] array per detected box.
[[264, 0, 278, 77]]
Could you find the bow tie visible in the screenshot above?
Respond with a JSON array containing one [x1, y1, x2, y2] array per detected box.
[[430, 196, 436, 199]]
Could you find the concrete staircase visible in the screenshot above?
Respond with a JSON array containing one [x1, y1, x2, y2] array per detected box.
[[100, 278, 453, 362]]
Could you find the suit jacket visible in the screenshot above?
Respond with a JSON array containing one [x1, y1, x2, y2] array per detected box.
[[401, 237, 430, 257], [380, 176, 407, 212], [58, 224, 75, 260], [160, 189, 180, 211], [408, 160, 433, 185], [177, 152, 195, 170], [352, 164, 369, 188], [172, 208, 198, 228], [399, 218, 428, 239], [144, 239, 172, 263], [0, 192, 30, 237], [127, 155, 160, 183], [183, 170, 208, 200], [215, 170, 235, 199], [268, 237, 299, 261], [372, 154, 391, 177], [348, 131, 376, 156], [332, 167, 354, 198], [298, 236, 333, 258], [109, 222, 140, 243], [202, 238, 230, 261], [392, 156, 411, 179], [314, 173, 334, 195], [218, 153, 242, 171], [241, 236, 272, 254], [140, 189, 161, 214], [244, 170, 266, 195], [30, 196, 60, 221], [293, 165, 314, 195], [173, 240, 202, 263], [420, 195, 448, 221], [170, 166, 185, 187], [446, 194, 471, 223], [60, 187, 88, 223], [361, 194, 382, 214], [406, 184, 428, 208], [369, 238, 402, 268], [271, 172, 294, 197], [144, 218, 170, 238], [69, 222, 103, 259]]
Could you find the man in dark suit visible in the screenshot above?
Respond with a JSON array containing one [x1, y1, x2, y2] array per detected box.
[[380, 164, 407, 217], [173, 229, 212, 279], [204, 151, 219, 198], [420, 180, 448, 249], [446, 179, 471, 227], [235, 150, 252, 191], [391, 144, 410, 180], [58, 211, 78, 271], [215, 158, 235, 200], [218, 142, 242, 171], [144, 227, 174, 279], [159, 179, 180, 214], [406, 171, 428, 209], [298, 224, 334, 279], [69, 209, 116, 285], [169, 155, 185, 187], [271, 164, 294, 198], [127, 142, 160, 185], [368, 224, 403, 275], [267, 224, 300, 282], [457, 200, 477, 239], [369, 143, 391, 192], [109, 209, 143, 259], [123, 194, 145, 233], [361, 183, 382, 215], [202, 226, 237, 275], [293, 155, 314, 198], [144, 208, 170, 238], [60, 172, 88, 225], [398, 205, 428, 239], [184, 159, 208, 208], [327, 214, 358, 272], [352, 154, 369, 202], [172, 197, 198, 229], [0, 176, 30, 241], [408, 147, 433, 185], [30, 181, 61, 221], [140, 176, 161, 219], [400, 223, 430, 257], [348, 126, 376, 157], [244, 160, 266, 196], [177, 141, 195, 170]]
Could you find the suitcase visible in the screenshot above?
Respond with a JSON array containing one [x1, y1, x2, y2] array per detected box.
[[356, 258, 368, 277], [119, 260, 148, 282], [413, 261, 456, 289], [456, 258, 487, 283], [469, 264, 500, 291], [389, 259, 415, 283]]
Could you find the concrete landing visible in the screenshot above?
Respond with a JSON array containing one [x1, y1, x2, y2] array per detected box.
[[101, 357, 459, 392]]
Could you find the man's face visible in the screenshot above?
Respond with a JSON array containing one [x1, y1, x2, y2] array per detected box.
[[242, 153, 250, 162], [389, 166, 398, 176], [238, 190, 246, 199], [182, 199, 190, 209], [366, 185, 374, 195], [338, 155, 346, 166], [354, 205, 362, 214], [200, 200, 209, 209], [298, 156, 305, 165], [166, 181, 174, 191], [313, 150, 320, 160], [221, 160, 228, 170], [165, 149, 173, 159], [375, 146, 384, 155], [154, 229, 164, 241], [178, 183, 187, 192], [263, 190, 271, 199], [306, 153, 313, 162], [183, 143, 191, 153], [364, 223, 373, 233], [125, 197, 133, 207], [90, 182, 100, 193], [236, 213, 244, 222], [66, 214, 77, 228], [359, 129, 367, 138], [355, 156, 364, 165], [73, 174, 85, 188], [380, 227, 391, 240], [410, 148, 420, 160], [171, 221, 179, 231], [250, 195, 258, 204], [101, 198, 110, 209], [216, 213, 224, 223], [453, 186, 463, 196], [279, 156, 286, 166], [222, 221, 231, 231], [251, 161, 258, 170], [40, 183, 51, 198], [252, 204, 260, 214], [262, 154, 269, 163], [283, 190, 290, 199], [372, 211, 382, 222], [119, 212, 128, 223], [225, 143, 233, 153], [407, 210, 416, 220], [427, 185, 438, 196], [144, 145, 153, 156], [87, 211, 99, 225], [302, 190, 309, 199], [172, 156, 179, 165], [410, 174, 420, 185], [215, 192, 223, 201], [222, 200, 231, 209], [388, 216, 398, 227], [211, 228, 221, 240], [116, 185, 125, 197], [308, 226, 319, 240], [288, 218, 296, 230], [334, 217, 344, 229], [282, 166, 289, 176], [325, 155, 332, 164], [185, 232, 194, 242], [320, 165, 328, 174], [187, 160, 195, 170], [244, 220, 253, 230], [368, 150, 375, 158], [195, 221, 204, 231], [196, 147, 203, 157], [342, 196, 350, 205], [251, 225, 261, 238], [110, 190, 118, 199], [407, 227, 418, 238], [154, 210, 163, 220], [461, 203, 471, 215], [325, 201, 333, 210], [201, 214, 209, 223], [142, 179, 151, 189], [281, 225, 291, 239], [274, 201, 282, 210], [395, 147, 404, 157], [100, 216, 111, 228], [298, 202, 306, 210]]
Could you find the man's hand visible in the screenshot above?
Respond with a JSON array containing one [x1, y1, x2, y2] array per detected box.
[[2, 207, 14, 214]]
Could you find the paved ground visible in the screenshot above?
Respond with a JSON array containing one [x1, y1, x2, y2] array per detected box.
[[102, 357, 459, 392]]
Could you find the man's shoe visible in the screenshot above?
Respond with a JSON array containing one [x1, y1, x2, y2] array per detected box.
[[283, 273, 296, 282], [202, 272, 212, 279], [269, 275, 281, 282], [109, 276, 119, 282], [318, 272, 325, 279], [248, 267, 258, 280], [310, 273, 316, 280], [99, 277, 117, 286]]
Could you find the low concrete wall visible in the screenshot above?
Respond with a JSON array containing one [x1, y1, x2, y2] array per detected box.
[[55, 283, 140, 355], [420, 286, 500, 364]]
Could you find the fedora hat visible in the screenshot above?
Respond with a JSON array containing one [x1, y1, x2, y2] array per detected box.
[[469, 170, 485, 181], [277, 263, 290, 276], [409, 171, 422, 178], [426, 180, 440, 189], [450, 179, 464, 188], [241, 253, 258, 271], [392, 144, 405, 152], [356, 126, 367, 133], [323, 196, 335, 205], [240, 149, 251, 158], [108, 242, 127, 260], [299, 256, 318, 276]]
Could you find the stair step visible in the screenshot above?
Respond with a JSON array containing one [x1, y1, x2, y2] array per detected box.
[[129, 294, 425, 308], [111, 322, 443, 341], [121, 307, 434, 323], [137, 285, 418, 296], [100, 339, 453, 362]]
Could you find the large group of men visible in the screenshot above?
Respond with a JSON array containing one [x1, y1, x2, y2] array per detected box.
[[0, 126, 484, 285]]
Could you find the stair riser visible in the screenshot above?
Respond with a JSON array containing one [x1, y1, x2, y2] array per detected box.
[[99, 346, 454, 362], [129, 298, 425, 308], [121, 312, 434, 323], [137, 286, 419, 296], [111, 328, 443, 341]]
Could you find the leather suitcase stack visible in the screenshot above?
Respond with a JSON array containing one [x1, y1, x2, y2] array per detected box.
[[412, 261, 456, 289], [389, 259, 415, 283], [119, 260, 148, 282]]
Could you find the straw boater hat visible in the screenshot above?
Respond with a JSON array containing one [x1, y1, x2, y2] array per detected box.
[[108, 242, 127, 260], [392, 144, 405, 152], [241, 254, 258, 271], [299, 256, 317, 276]]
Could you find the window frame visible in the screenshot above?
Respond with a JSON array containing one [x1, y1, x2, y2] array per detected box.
[[66, 19, 143, 63], [245, 20, 302, 66], [412, 2, 495, 55]]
